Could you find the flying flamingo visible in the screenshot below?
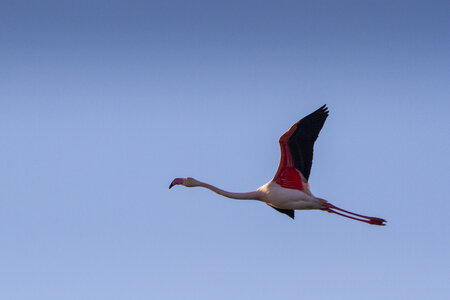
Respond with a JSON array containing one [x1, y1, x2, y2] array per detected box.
[[169, 105, 386, 226]]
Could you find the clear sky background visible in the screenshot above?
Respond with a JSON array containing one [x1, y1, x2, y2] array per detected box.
[[1, 1, 449, 299]]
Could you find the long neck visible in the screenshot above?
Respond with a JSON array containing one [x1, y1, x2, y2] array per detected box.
[[194, 180, 262, 200]]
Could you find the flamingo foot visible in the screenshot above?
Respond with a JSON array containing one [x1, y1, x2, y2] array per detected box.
[[367, 217, 386, 226]]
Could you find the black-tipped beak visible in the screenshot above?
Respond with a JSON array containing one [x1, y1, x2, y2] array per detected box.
[[169, 178, 184, 189]]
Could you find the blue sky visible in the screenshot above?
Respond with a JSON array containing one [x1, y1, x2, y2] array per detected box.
[[1, 1, 449, 299]]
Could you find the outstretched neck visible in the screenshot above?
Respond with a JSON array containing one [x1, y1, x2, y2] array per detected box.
[[193, 180, 262, 200]]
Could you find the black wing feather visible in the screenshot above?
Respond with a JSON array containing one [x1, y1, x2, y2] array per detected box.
[[271, 207, 295, 219], [288, 105, 329, 181]]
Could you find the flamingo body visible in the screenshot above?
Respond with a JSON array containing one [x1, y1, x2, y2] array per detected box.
[[257, 181, 321, 210]]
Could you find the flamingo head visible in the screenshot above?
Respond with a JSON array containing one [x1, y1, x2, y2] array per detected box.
[[169, 178, 185, 189], [169, 177, 198, 189]]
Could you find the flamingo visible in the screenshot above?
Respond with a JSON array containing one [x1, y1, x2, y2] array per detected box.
[[169, 105, 386, 226]]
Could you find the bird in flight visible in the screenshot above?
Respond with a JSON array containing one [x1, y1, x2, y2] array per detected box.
[[169, 105, 386, 226]]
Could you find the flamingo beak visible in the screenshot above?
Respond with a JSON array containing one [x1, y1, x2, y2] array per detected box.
[[169, 178, 185, 189]]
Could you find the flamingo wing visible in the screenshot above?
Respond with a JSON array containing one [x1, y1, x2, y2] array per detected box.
[[272, 207, 295, 219], [286, 104, 329, 181], [270, 105, 328, 219]]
